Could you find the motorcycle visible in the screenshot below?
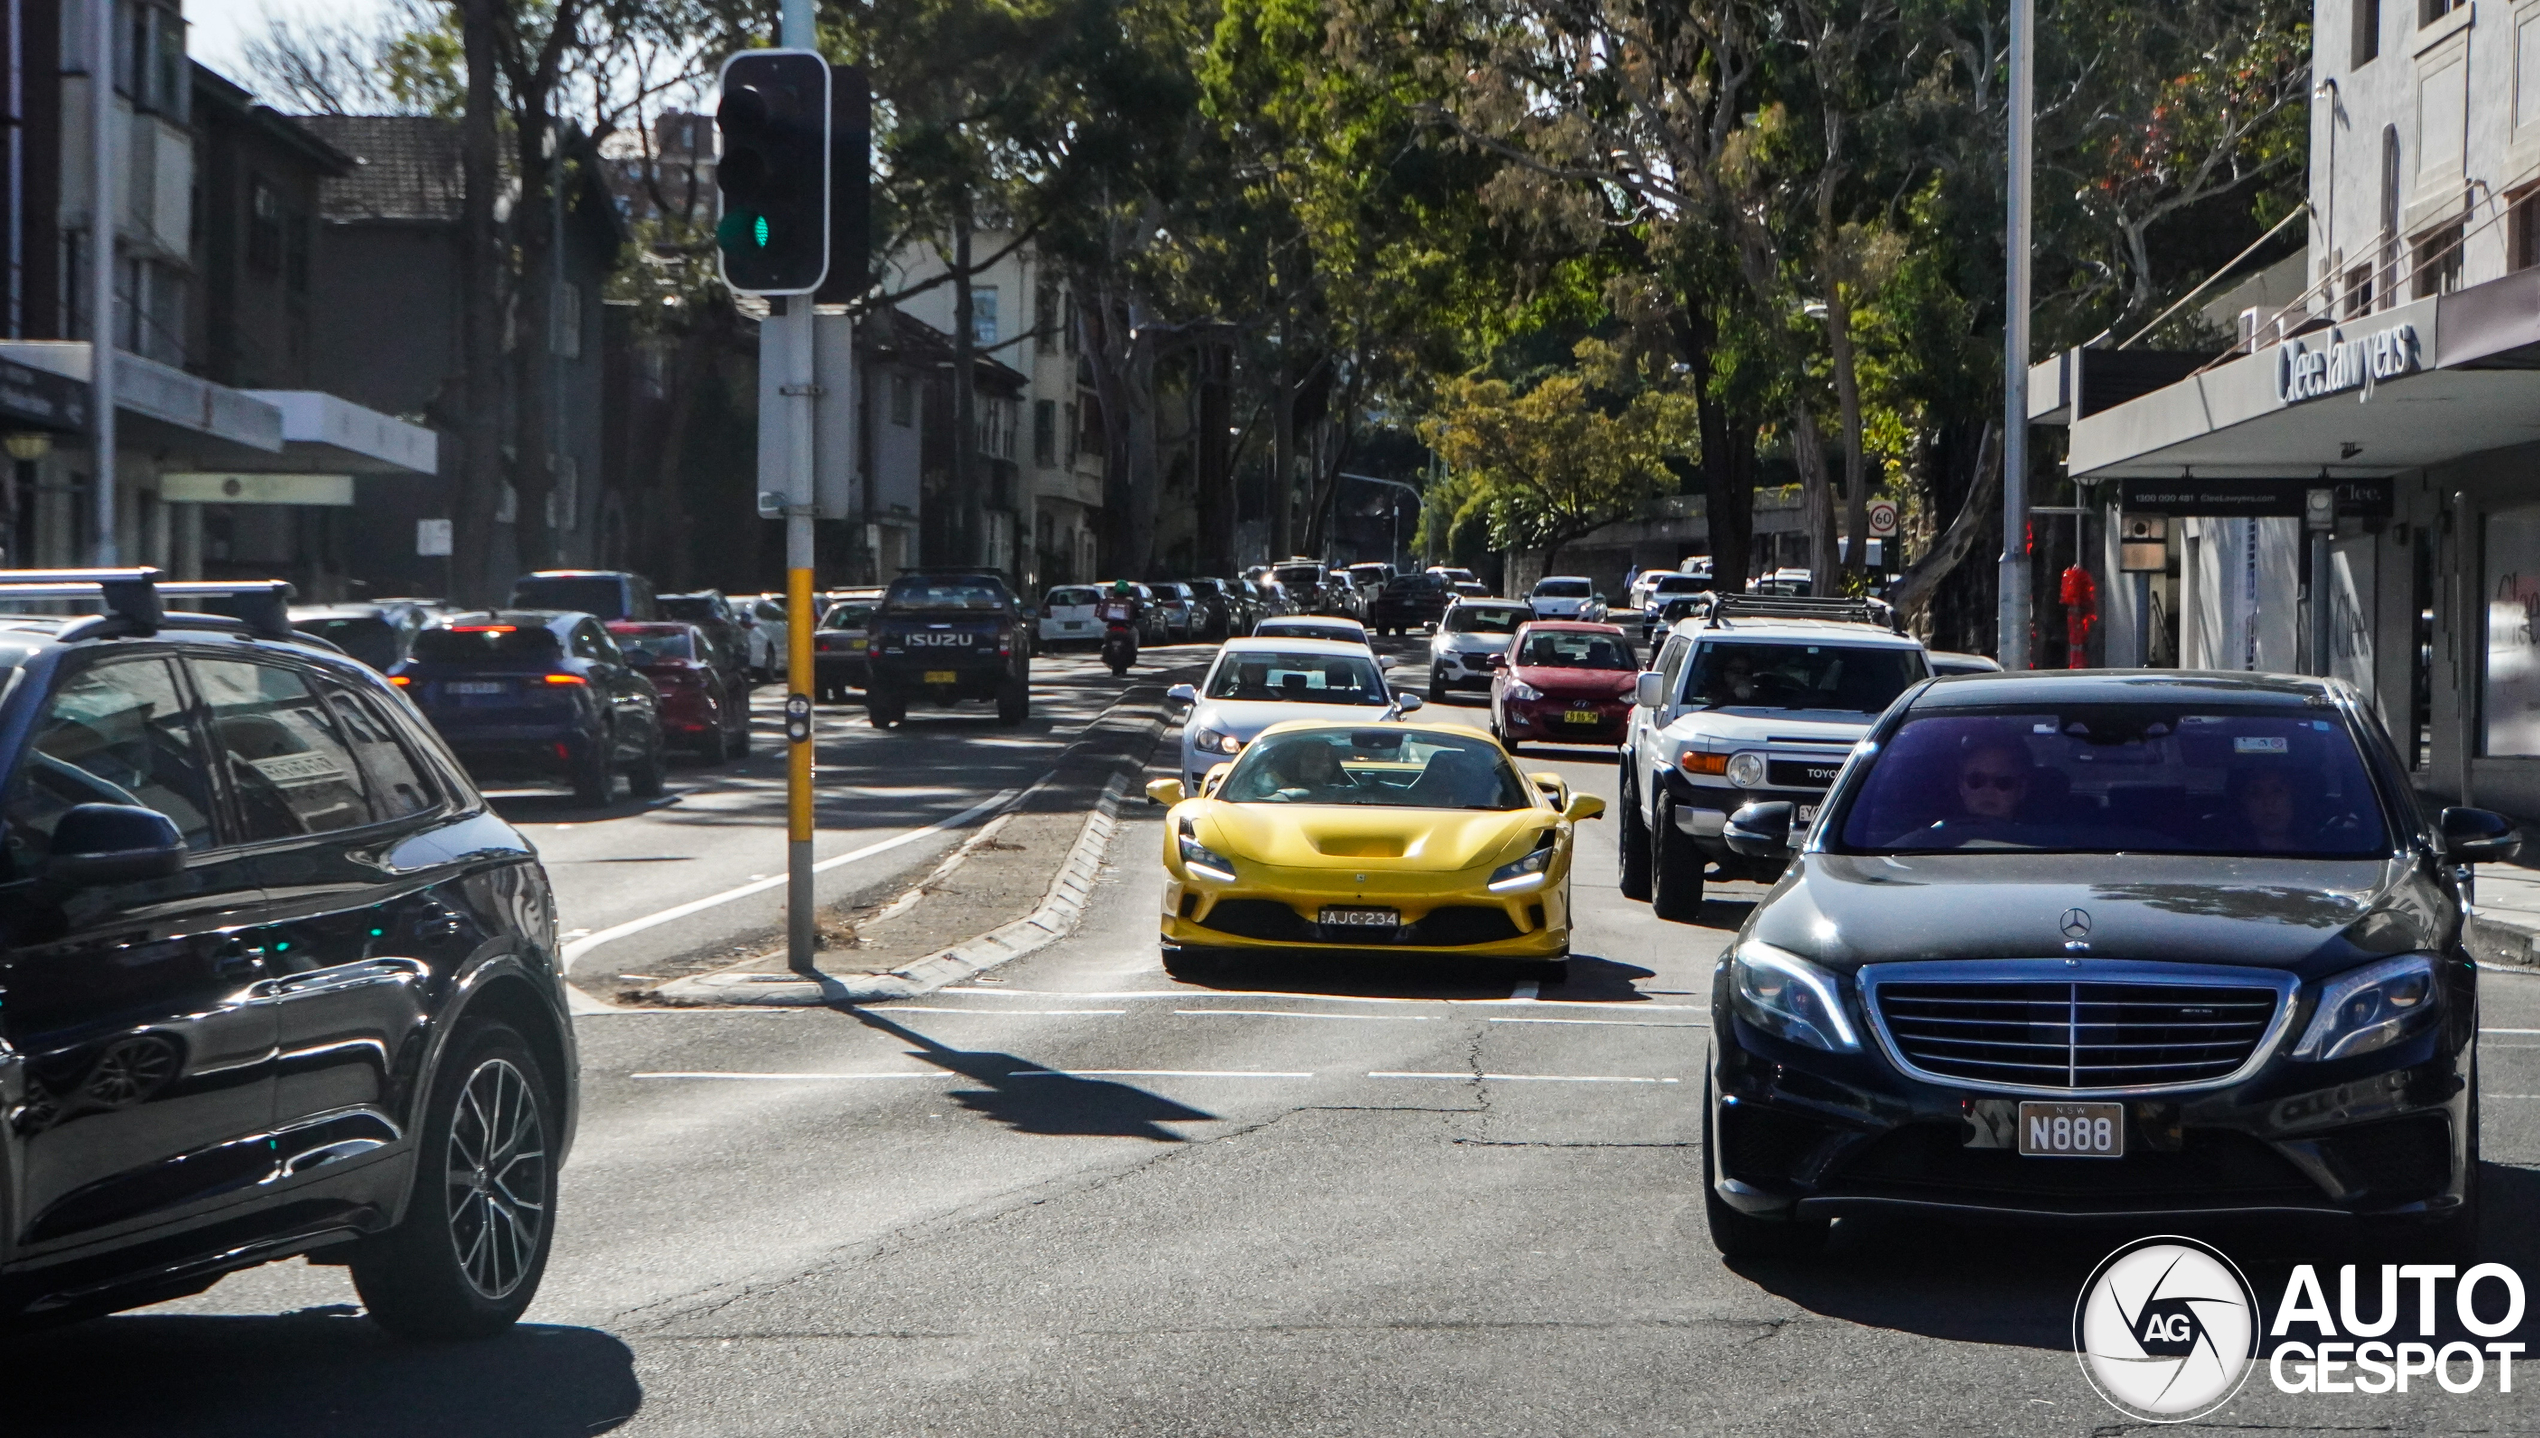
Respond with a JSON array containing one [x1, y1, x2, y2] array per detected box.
[[1100, 607, 1140, 676]]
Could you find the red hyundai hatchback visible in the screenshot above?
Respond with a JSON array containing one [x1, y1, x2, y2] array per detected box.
[[1487, 620, 1640, 754]]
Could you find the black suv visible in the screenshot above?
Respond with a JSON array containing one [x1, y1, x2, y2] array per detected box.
[[0, 569, 576, 1335], [395, 610, 667, 806], [864, 570, 1032, 728], [1702, 670, 2514, 1260]]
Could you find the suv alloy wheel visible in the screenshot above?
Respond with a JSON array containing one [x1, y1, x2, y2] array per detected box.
[[352, 1023, 559, 1339]]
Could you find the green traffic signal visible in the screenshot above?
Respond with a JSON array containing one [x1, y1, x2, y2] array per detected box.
[[755, 215, 770, 248]]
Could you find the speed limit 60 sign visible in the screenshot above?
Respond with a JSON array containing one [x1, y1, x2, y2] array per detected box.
[[1867, 499, 1899, 537]]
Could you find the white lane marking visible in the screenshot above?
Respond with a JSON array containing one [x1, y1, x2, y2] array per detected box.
[[1489, 1016, 1707, 1029], [633, 1071, 945, 1080], [943, 987, 1704, 1011], [2482, 1028, 2540, 1034], [878, 1007, 1129, 1016], [1175, 1009, 1437, 1022], [560, 784, 1032, 974], [1369, 1071, 1681, 1084], [1007, 1069, 1314, 1079], [1510, 980, 1540, 1001]]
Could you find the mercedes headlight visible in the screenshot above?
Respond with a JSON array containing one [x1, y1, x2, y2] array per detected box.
[[1504, 680, 1542, 702], [1177, 825, 1238, 883], [1726, 751, 1768, 788], [1488, 834, 1557, 892], [1191, 725, 1242, 755], [2291, 954, 2441, 1061], [1730, 942, 1861, 1052]]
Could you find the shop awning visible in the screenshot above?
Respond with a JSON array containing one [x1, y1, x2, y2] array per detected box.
[[0, 342, 436, 476], [2066, 268, 2540, 480]]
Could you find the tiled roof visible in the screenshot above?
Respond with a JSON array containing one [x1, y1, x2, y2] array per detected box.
[[296, 116, 467, 223]]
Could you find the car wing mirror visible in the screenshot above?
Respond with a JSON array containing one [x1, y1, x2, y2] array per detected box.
[[2440, 807, 2521, 865], [1393, 692, 1424, 713], [1377, 655, 1400, 671], [1486, 654, 1508, 670], [1144, 778, 1186, 807], [1564, 793, 1606, 822], [1166, 683, 1197, 705], [1723, 801, 1795, 857], [48, 803, 186, 885], [1633, 671, 1665, 707]]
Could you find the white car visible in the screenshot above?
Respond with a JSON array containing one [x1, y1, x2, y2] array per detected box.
[[1529, 576, 1607, 623], [742, 594, 790, 680], [1629, 566, 1713, 612], [1427, 598, 1532, 698], [1038, 584, 1106, 650], [1149, 582, 1198, 641], [1166, 637, 1422, 791], [1254, 614, 1371, 649]]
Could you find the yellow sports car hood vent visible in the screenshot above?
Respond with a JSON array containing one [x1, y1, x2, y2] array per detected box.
[[1202, 803, 1544, 872]]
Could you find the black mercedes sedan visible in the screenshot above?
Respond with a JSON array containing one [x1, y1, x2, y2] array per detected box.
[[1705, 670, 2516, 1259]]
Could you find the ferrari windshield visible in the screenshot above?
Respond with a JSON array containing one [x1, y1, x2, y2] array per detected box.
[[1220, 729, 1532, 810], [1832, 707, 2393, 856], [1205, 650, 1387, 704]]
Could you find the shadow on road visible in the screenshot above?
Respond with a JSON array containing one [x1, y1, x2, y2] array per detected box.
[[1728, 1160, 2540, 1351], [0, 1310, 641, 1436], [1163, 947, 1657, 1003], [842, 1008, 1213, 1141]]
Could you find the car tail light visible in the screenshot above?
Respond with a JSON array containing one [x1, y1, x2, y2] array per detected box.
[[389, 675, 412, 686], [544, 673, 587, 686], [1679, 751, 1729, 776], [453, 624, 517, 633]]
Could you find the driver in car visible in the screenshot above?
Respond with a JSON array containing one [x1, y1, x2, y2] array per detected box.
[[1707, 652, 1761, 705], [1915, 738, 2036, 845], [1266, 740, 1355, 803]]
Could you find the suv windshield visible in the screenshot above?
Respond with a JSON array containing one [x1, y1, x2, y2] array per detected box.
[[1684, 641, 1922, 713], [884, 576, 1008, 610], [511, 577, 628, 617], [1835, 706, 2393, 857], [1220, 729, 1530, 809], [1447, 605, 1529, 634], [1519, 630, 1638, 670], [1651, 574, 1712, 593], [1273, 565, 1322, 588], [1206, 650, 1387, 704], [413, 625, 562, 661], [1534, 580, 1590, 597]]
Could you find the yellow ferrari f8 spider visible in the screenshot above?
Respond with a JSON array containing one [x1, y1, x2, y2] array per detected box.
[[1146, 720, 1604, 981]]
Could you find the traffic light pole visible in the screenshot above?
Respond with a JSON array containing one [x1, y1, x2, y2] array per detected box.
[[779, 0, 820, 975]]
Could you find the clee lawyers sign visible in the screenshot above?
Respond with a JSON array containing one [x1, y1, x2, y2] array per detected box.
[[2277, 323, 2419, 403], [2119, 477, 2394, 519]]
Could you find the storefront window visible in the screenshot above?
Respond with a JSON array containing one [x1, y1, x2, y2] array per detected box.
[[2482, 505, 2540, 755]]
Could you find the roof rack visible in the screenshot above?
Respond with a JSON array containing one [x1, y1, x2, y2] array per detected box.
[[1695, 592, 1899, 632], [0, 568, 297, 641]]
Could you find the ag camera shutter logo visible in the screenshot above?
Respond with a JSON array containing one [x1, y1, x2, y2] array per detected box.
[[2074, 1236, 2259, 1421]]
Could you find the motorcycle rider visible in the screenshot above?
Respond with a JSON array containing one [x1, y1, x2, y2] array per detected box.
[[1098, 580, 1142, 673]]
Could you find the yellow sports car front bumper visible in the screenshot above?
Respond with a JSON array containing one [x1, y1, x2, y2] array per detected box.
[[1159, 859, 1572, 957]]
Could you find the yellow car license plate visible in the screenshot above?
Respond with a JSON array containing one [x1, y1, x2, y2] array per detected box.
[[2017, 1101, 2124, 1158], [1319, 906, 1399, 928], [1563, 709, 1602, 724], [923, 670, 958, 685]]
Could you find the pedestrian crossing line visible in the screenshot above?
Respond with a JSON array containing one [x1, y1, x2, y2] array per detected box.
[[943, 987, 1705, 1011], [632, 1071, 945, 1081], [1175, 1009, 1440, 1022], [1488, 1016, 1708, 1028], [1369, 1071, 1682, 1084]]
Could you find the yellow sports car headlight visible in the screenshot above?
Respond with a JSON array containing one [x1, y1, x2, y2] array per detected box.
[[1176, 819, 1237, 882], [1487, 831, 1558, 892]]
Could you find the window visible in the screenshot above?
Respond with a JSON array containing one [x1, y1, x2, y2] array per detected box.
[[2344, 263, 2376, 317], [551, 283, 582, 358], [570, 622, 608, 662], [1063, 290, 1079, 354], [1035, 282, 1059, 346], [3, 658, 216, 874], [322, 686, 438, 820], [1680, 641, 1927, 714], [2412, 223, 2463, 299], [2422, 0, 2462, 22], [889, 373, 914, 427], [2355, 0, 2381, 64], [1219, 729, 1531, 810], [249, 180, 284, 273], [1034, 399, 1056, 466], [192, 659, 375, 840], [1063, 402, 1078, 465], [2513, 192, 2540, 273], [971, 287, 999, 346]]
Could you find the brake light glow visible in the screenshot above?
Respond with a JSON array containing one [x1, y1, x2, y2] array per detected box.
[[451, 624, 518, 633], [389, 675, 411, 686], [1679, 751, 1729, 776], [544, 673, 588, 686]]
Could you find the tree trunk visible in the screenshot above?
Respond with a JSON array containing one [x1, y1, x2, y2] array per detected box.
[[1788, 402, 1837, 586], [1269, 317, 1295, 561], [1681, 304, 1755, 592], [951, 204, 980, 569], [1827, 299, 1869, 588], [1891, 421, 2000, 625], [455, 0, 505, 604], [508, 105, 558, 574]]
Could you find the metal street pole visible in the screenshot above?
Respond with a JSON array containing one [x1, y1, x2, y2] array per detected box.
[[89, 0, 115, 565], [779, 0, 820, 974], [1997, 0, 2033, 669]]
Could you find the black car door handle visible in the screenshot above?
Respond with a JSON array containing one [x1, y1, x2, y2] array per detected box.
[[211, 941, 266, 978]]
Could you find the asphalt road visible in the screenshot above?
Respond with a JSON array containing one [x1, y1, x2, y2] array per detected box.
[[10, 636, 2540, 1436], [513, 645, 1208, 990]]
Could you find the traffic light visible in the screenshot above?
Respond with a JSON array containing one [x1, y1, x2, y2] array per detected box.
[[815, 65, 871, 305], [716, 50, 830, 294]]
